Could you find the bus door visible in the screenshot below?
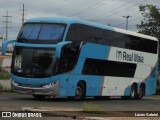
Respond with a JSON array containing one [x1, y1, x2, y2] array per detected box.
[[58, 44, 79, 96], [59, 74, 69, 96], [103, 77, 117, 96]]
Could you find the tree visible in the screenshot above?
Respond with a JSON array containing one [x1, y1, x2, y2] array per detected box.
[[137, 4, 160, 40], [137, 5, 160, 71]]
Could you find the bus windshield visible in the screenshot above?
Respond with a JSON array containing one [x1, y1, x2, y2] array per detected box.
[[18, 23, 66, 42], [11, 47, 56, 78]]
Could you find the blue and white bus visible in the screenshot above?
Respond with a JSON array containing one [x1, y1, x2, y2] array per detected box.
[[2, 17, 158, 100]]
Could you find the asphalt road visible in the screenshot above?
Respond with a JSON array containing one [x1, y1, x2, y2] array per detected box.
[[1, 93, 160, 119], [0, 93, 160, 112]]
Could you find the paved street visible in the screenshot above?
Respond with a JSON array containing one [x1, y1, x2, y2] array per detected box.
[[0, 93, 160, 112], [0, 93, 160, 120]]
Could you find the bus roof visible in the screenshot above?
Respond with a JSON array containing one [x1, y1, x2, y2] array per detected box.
[[26, 17, 158, 41]]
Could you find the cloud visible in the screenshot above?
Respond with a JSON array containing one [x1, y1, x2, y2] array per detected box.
[[0, 0, 159, 39]]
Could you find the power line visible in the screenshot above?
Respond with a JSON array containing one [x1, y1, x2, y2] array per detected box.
[[87, 0, 136, 21], [88, 0, 147, 22], [114, 0, 158, 28], [69, 0, 102, 16], [104, 0, 147, 19], [69, 0, 114, 17], [74, 0, 114, 16], [115, 16, 143, 27], [2, 10, 12, 40]]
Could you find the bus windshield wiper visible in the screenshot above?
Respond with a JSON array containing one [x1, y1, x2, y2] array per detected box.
[[18, 38, 27, 43]]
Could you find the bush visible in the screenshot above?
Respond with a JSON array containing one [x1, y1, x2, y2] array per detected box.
[[0, 71, 10, 80], [0, 84, 3, 92]]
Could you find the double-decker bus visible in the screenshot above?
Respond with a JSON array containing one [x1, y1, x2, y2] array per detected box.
[[2, 17, 158, 100]]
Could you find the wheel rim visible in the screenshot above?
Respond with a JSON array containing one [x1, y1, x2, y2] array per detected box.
[[76, 86, 82, 99], [131, 87, 135, 98], [139, 87, 143, 98], [131, 91, 134, 98]]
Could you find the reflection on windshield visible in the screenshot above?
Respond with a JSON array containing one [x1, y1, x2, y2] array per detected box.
[[12, 47, 56, 78], [18, 24, 65, 40]]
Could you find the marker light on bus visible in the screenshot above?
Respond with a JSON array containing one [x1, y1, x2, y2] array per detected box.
[[42, 81, 58, 88]]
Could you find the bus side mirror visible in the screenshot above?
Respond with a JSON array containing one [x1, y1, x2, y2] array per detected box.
[[2, 40, 17, 55]]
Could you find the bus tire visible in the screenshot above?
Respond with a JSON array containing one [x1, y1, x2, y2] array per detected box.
[[137, 85, 145, 99], [75, 82, 86, 100], [130, 84, 137, 100], [32, 95, 46, 99]]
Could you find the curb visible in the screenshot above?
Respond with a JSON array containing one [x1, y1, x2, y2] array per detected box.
[[22, 107, 108, 120], [22, 107, 84, 118]]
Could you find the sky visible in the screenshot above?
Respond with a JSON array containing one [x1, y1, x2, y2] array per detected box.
[[0, 0, 159, 42]]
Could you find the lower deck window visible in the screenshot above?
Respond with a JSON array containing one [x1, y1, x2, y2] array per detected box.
[[82, 58, 137, 77]]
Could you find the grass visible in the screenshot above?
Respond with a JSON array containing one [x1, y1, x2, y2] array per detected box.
[[0, 84, 3, 92], [0, 71, 10, 80], [82, 103, 105, 114]]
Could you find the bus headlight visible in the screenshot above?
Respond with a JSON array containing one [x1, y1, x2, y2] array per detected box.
[[42, 81, 58, 88], [12, 80, 19, 86]]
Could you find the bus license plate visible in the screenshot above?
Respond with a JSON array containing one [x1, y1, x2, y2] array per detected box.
[[26, 89, 34, 93]]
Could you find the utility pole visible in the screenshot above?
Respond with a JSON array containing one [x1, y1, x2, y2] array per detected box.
[[3, 10, 12, 41], [21, 4, 27, 25], [0, 35, 3, 47], [122, 15, 132, 30]]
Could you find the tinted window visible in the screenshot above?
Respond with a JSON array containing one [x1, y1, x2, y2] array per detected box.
[[19, 24, 41, 39], [66, 24, 158, 54], [66, 24, 97, 43], [18, 23, 66, 44], [58, 44, 80, 73], [38, 24, 65, 40], [12, 47, 56, 78], [82, 58, 136, 77], [101, 30, 125, 48], [125, 35, 158, 54]]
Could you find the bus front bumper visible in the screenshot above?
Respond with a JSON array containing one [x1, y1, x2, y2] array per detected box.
[[11, 82, 59, 96]]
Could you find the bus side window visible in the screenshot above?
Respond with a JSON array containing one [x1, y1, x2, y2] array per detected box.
[[82, 58, 136, 77], [66, 24, 83, 43], [58, 44, 79, 73], [67, 24, 98, 44]]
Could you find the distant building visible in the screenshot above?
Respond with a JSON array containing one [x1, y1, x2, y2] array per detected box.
[[0, 56, 12, 72]]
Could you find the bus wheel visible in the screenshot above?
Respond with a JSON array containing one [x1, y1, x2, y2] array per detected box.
[[75, 82, 86, 100], [130, 84, 137, 100], [138, 85, 145, 99], [32, 95, 46, 99]]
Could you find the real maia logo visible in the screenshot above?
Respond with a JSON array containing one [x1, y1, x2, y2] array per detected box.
[[116, 50, 144, 63]]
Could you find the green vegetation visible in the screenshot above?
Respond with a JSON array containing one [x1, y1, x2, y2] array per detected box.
[[82, 103, 105, 114], [0, 84, 2, 92], [0, 71, 10, 80], [137, 4, 160, 40], [137, 5, 160, 68]]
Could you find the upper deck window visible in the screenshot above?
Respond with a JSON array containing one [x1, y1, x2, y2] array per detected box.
[[18, 23, 66, 44], [66, 24, 158, 54]]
